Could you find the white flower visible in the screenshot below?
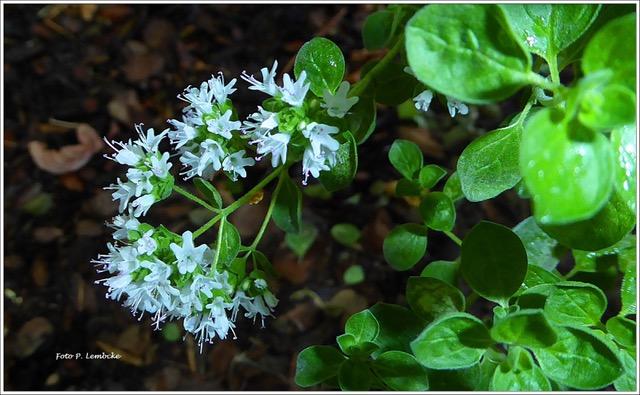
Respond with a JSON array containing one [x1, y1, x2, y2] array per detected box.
[[279, 71, 310, 107], [170, 231, 208, 275], [222, 150, 255, 180], [413, 89, 434, 112], [321, 81, 359, 118], [209, 72, 237, 104], [302, 146, 330, 184], [131, 194, 156, 217], [179, 151, 202, 180], [302, 122, 340, 157], [446, 96, 469, 117], [254, 278, 267, 290], [110, 209, 140, 240], [135, 230, 158, 255], [150, 152, 173, 178], [126, 168, 154, 196], [134, 124, 168, 152], [255, 133, 290, 167], [241, 60, 279, 96], [206, 110, 241, 140], [168, 117, 200, 148], [106, 178, 137, 213], [104, 139, 145, 166], [178, 80, 215, 115], [198, 139, 226, 175], [242, 107, 278, 136], [205, 296, 235, 339]]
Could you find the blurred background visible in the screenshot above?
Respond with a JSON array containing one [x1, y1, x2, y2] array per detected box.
[[4, 4, 528, 391]]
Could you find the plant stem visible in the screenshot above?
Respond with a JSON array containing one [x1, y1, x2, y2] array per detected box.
[[173, 184, 218, 212], [564, 267, 580, 280], [349, 34, 405, 98], [444, 230, 463, 247], [246, 170, 286, 254], [192, 167, 284, 239], [548, 55, 561, 85]]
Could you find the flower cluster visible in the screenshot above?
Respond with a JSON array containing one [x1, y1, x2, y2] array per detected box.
[[94, 215, 278, 350]]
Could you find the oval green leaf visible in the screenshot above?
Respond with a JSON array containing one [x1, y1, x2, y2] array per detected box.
[[383, 223, 428, 271], [372, 351, 429, 391], [490, 309, 557, 348], [295, 345, 346, 387], [419, 192, 456, 231], [544, 281, 607, 326], [406, 276, 465, 322], [273, 173, 302, 234], [319, 131, 358, 192], [294, 37, 345, 97], [389, 139, 423, 180]]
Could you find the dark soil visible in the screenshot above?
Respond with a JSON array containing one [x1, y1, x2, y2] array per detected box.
[[3, 4, 570, 391]]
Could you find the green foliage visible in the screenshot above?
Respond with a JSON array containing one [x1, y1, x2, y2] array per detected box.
[[295, 346, 346, 387], [383, 224, 428, 271], [513, 217, 564, 271], [272, 173, 302, 233], [294, 37, 345, 97], [490, 347, 551, 391], [406, 4, 535, 104], [419, 192, 455, 231], [193, 177, 223, 208], [343, 265, 365, 285], [216, 217, 240, 267], [406, 276, 465, 322], [330, 223, 361, 248], [418, 165, 447, 189], [461, 221, 528, 304], [319, 132, 358, 192], [389, 139, 423, 180], [372, 351, 429, 391], [490, 309, 557, 348], [285, 222, 318, 258]]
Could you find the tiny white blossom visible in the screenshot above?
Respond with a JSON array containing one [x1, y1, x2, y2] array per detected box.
[[209, 73, 237, 104], [446, 96, 469, 117], [134, 124, 168, 152], [106, 178, 137, 213], [241, 60, 279, 96], [135, 230, 158, 255], [131, 194, 156, 217], [150, 152, 173, 178], [321, 81, 359, 118], [279, 71, 310, 107], [302, 146, 330, 184], [168, 117, 200, 148], [254, 278, 267, 290], [170, 231, 208, 275], [222, 150, 255, 180], [104, 139, 145, 166], [110, 208, 140, 240], [178, 80, 215, 115], [198, 139, 226, 176], [242, 107, 278, 136], [126, 168, 154, 197], [255, 133, 290, 167], [206, 110, 241, 140], [179, 151, 202, 180], [302, 122, 340, 157], [413, 89, 434, 112]]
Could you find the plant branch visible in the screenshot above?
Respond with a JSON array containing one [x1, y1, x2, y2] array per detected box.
[[173, 184, 218, 212], [245, 169, 287, 254], [350, 34, 405, 98], [444, 230, 463, 247]]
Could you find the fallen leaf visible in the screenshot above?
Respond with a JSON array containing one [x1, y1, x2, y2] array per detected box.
[[12, 317, 54, 358], [28, 124, 104, 175], [33, 226, 64, 243], [31, 256, 49, 287]]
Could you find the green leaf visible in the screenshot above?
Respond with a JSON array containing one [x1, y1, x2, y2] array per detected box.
[[490, 309, 557, 348], [319, 131, 358, 192], [583, 13, 637, 90], [294, 37, 345, 97], [540, 190, 635, 251], [395, 178, 422, 197], [513, 217, 564, 271], [336, 333, 356, 355], [606, 316, 636, 348], [520, 108, 614, 225], [330, 223, 361, 248], [383, 224, 428, 271], [273, 173, 302, 234], [578, 83, 636, 131], [461, 221, 528, 304], [458, 122, 522, 202], [544, 281, 607, 326], [345, 95, 377, 144], [406, 4, 534, 104], [611, 124, 637, 213], [572, 234, 635, 274], [490, 346, 551, 391], [418, 164, 447, 189], [216, 217, 240, 267], [419, 192, 456, 231], [614, 347, 637, 391], [516, 265, 561, 296], [443, 171, 464, 202], [533, 325, 623, 389], [411, 312, 493, 370], [343, 265, 365, 285], [285, 222, 318, 258], [369, 303, 425, 356], [372, 351, 429, 391], [338, 360, 372, 391], [501, 4, 601, 61], [363, 61, 418, 106], [295, 345, 346, 387], [621, 263, 636, 316], [193, 177, 223, 208], [406, 276, 465, 322], [388, 139, 423, 180], [345, 310, 379, 344], [420, 260, 458, 286], [362, 10, 395, 50]]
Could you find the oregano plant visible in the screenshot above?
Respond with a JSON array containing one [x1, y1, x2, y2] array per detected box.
[[89, 3, 637, 391]]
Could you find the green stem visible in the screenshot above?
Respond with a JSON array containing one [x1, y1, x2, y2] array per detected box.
[[548, 55, 561, 85], [444, 230, 463, 247], [245, 170, 286, 254], [350, 34, 405, 98], [192, 167, 284, 239], [564, 267, 580, 280], [173, 184, 218, 212], [528, 72, 560, 93], [211, 214, 227, 271]]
